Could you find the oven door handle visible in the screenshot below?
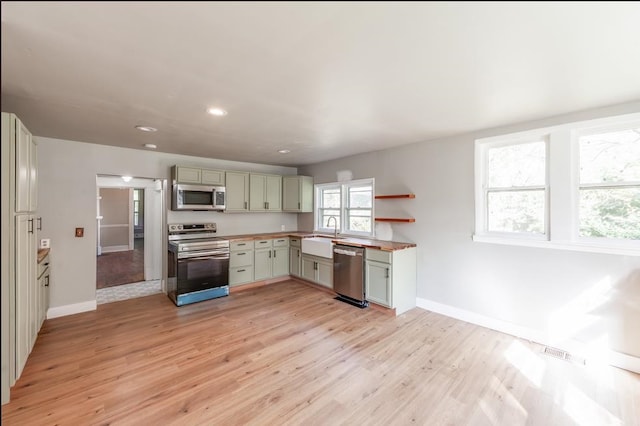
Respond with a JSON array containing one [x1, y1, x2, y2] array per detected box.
[[178, 251, 230, 260]]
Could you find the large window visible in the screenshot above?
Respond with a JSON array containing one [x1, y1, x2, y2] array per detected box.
[[484, 140, 547, 236], [475, 113, 640, 255], [315, 179, 374, 237], [578, 127, 640, 240]]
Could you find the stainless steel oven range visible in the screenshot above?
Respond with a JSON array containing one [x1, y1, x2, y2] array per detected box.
[[167, 223, 230, 306]]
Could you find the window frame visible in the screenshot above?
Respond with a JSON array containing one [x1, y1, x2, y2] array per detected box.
[[573, 121, 640, 247], [474, 112, 640, 256], [314, 178, 375, 237], [477, 136, 550, 241]]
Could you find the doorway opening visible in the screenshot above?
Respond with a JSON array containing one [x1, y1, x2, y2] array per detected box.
[[96, 176, 165, 304]]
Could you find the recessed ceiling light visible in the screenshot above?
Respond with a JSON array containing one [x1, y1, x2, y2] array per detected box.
[[143, 143, 157, 149], [278, 149, 291, 154], [207, 107, 228, 116], [122, 176, 133, 182], [135, 125, 158, 132]]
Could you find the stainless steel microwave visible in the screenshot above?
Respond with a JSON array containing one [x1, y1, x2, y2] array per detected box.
[[172, 184, 226, 211]]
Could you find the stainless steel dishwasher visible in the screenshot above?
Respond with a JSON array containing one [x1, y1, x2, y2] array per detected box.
[[333, 245, 368, 308]]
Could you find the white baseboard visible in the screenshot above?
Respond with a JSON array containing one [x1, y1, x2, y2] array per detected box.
[[416, 297, 640, 374], [100, 245, 130, 253], [47, 300, 97, 319]]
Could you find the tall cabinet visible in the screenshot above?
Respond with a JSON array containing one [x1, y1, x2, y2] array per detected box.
[[2, 112, 42, 405]]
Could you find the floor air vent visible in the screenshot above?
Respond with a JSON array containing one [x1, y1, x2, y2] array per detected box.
[[542, 346, 586, 365]]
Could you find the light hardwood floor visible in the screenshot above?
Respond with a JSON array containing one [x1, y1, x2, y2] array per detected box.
[[3, 280, 639, 425]]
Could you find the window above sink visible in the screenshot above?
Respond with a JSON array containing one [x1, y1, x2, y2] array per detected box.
[[314, 178, 375, 238]]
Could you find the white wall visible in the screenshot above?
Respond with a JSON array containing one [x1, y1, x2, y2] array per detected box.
[[299, 101, 640, 360], [37, 137, 298, 311]]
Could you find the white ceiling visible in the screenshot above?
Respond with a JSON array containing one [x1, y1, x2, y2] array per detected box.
[[2, 2, 640, 166]]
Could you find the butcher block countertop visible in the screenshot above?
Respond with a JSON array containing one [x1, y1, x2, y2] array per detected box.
[[37, 248, 50, 263], [223, 232, 415, 252]]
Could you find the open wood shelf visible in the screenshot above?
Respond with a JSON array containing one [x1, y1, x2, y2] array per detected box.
[[374, 218, 416, 223], [374, 193, 415, 199]]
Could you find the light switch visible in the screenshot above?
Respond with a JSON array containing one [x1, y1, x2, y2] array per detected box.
[[75, 227, 84, 237]]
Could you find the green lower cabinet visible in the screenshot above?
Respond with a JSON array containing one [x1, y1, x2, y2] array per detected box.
[[289, 247, 301, 277], [229, 243, 254, 286], [272, 246, 289, 277], [365, 260, 391, 307], [316, 260, 333, 288], [300, 254, 333, 288], [254, 239, 289, 280], [364, 247, 417, 315], [254, 248, 273, 281], [301, 256, 317, 282], [230, 266, 254, 286]]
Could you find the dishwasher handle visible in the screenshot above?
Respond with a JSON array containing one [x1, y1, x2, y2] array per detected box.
[[334, 247, 362, 257]]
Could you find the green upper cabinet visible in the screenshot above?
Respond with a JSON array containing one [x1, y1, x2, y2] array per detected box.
[[249, 174, 281, 211], [201, 169, 225, 185], [5, 113, 38, 213], [282, 176, 313, 212], [226, 171, 250, 211], [174, 166, 225, 185]]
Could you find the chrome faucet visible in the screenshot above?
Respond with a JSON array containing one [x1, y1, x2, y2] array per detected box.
[[326, 216, 338, 238]]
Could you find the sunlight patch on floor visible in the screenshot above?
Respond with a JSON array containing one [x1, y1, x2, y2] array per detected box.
[[563, 382, 622, 426], [479, 375, 529, 425], [504, 340, 546, 388]]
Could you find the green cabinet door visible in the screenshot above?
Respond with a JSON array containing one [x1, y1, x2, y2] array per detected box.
[[265, 175, 282, 211], [289, 247, 301, 276], [301, 255, 316, 282], [316, 259, 333, 288], [365, 260, 392, 307], [272, 246, 289, 277], [226, 171, 249, 211], [254, 248, 272, 281]]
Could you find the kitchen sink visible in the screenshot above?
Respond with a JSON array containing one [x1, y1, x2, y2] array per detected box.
[[301, 237, 337, 258]]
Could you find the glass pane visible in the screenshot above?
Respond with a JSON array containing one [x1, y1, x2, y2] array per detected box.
[[322, 188, 341, 208], [347, 209, 371, 218], [579, 128, 640, 184], [133, 190, 139, 201], [322, 214, 340, 229], [348, 217, 371, 233], [348, 185, 372, 208], [488, 141, 546, 187], [487, 190, 545, 234], [579, 187, 640, 239]]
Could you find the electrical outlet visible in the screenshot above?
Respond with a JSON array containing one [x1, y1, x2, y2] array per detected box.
[[40, 238, 50, 249], [281, 225, 285, 231]]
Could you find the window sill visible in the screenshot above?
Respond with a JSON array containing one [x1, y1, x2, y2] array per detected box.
[[472, 234, 640, 257]]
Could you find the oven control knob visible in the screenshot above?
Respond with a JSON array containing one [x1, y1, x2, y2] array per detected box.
[[169, 225, 176, 231]]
